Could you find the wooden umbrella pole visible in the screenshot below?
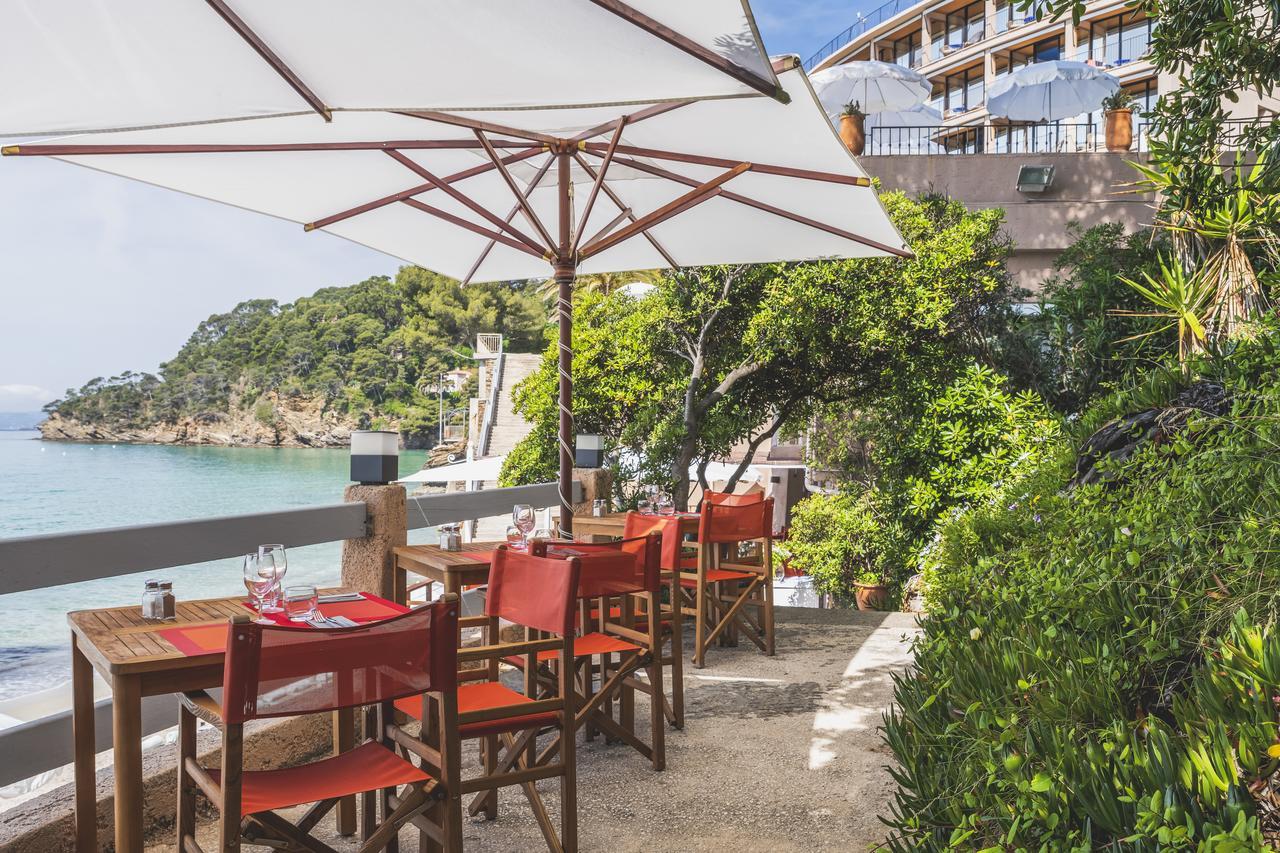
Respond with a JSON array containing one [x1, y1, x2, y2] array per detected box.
[[555, 149, 576, 536]]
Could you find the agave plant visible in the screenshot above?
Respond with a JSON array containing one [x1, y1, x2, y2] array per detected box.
[[1114, 254, 1218, 372]]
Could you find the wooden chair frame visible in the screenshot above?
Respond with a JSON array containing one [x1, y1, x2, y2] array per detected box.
[[679, 507, 777, 669], [175, 606, 458, 853]]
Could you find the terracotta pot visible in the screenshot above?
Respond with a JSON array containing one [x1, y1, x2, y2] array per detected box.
[[854, 582, 890, 611], [839, 113, 866, 156], [1104, 109, 1133, 152]]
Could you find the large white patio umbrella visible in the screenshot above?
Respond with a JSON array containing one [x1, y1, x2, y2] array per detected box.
[[987, 60, 1120, 122], [2, 5, 909, 539], [864, 105, 945, 154], [809, 61, 932, 116]]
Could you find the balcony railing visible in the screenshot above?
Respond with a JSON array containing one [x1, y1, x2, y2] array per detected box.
[[0, 480, 578, 789], [804, 0, 922, 70], [865, 122, 1154, 155]]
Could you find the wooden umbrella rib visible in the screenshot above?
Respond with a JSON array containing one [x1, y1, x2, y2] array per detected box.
[[463, 154, 556, 285], [581, 142, 871, 186], [384, 150, 547, 253], [572, 118, 627, 254], [204, 0, 331, 121], [400, 198, 544, 259], [586, 0, 788, 104], [592, 151, 913, 258], [569, 100, 692, 143], [1, 139, 532, 157], [305, 147, 544, 231], [473, 130, 557, 251], [579, 162, 751, 259], [396, 110, 561, 146], [571, 152, 678, 267], [580, 205, 635, 249]]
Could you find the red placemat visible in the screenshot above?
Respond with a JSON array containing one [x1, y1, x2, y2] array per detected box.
[[158, 623, 229, 656], [241, 591, 410, 625], [159, 593, 412, 657]]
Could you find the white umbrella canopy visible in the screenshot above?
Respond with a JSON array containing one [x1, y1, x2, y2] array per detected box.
[[0, 0, 782, 136], [987, 61, 1120, 122], [399, 455, 507, 484], [4, 62, 909, 282], [809, 61, 932, 116], [3, 21, 910, 538]]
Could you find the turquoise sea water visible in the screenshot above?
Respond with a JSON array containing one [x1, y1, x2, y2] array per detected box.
[[0, 431, 430, 701]]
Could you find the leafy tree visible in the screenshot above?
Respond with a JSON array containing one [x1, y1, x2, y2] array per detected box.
[[47, 268, 546, 443], [501, 191, 1017, 509]]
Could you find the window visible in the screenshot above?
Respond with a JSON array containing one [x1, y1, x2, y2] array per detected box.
[[993, 0, 1015, 33], [945, 65, 984, 112], [1032, 35, 1061, 62], [1087, 14, 1153, 65]]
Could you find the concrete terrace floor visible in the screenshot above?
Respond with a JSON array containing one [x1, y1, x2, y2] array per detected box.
[[151, 606, 920, 852]]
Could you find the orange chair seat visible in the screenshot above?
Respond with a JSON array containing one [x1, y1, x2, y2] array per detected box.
[[681, 568, 754, 587], [396, 681, 561, 739], [208, 742, 429, 817], [503, 631, 642, 670]]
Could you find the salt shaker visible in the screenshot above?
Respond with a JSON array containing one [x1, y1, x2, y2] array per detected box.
[[157, 581, 177, 621], [142, 580, 161, 621], [592, 499, 606, 517]]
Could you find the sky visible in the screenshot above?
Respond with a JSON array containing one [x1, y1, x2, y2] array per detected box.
[[0, 1, 863, 413]]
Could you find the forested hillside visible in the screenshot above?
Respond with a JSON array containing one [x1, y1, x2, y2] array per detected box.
[[44, 267, 545, 445]]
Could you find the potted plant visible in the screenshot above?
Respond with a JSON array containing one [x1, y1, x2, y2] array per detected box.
[[839, 101, 866, 156], [782, 491, 899, 611], [1101, 89, 1135, 152], [853, 570, 891, 611]]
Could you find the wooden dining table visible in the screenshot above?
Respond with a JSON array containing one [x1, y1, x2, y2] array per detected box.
[[67, 589, 369, 852]]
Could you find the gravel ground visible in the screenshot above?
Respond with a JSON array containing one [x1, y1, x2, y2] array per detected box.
[[157, 606, 919, 852]]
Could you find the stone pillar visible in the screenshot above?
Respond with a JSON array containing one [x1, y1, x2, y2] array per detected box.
[[340, 484, 406, 600], [571, 467, 614, 517]]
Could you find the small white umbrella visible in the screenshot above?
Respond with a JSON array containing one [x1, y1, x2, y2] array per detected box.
[[987, 61, 1119, 122], [864, 103, 942, 129], [399, 455, 506, 484], [864, 104, 944, 155], [809, 61, 932, 116]]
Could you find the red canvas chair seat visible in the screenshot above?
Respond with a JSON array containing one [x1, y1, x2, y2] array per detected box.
[[208, 741, 429, 817], [395, 681, 560, 739], [681, 567, 754, 586]]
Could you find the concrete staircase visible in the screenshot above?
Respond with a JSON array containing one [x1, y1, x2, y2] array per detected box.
[[472, 351, 543, 539], [482, 352, 542, 457]]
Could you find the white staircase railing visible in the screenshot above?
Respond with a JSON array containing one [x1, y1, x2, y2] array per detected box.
[[477, 337, 504, 460]]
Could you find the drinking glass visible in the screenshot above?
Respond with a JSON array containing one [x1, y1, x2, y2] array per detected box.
[[242, 554, 277, 624], [258, 544, 287, 612], [657, 493, 675, 516], [505, 524, 524, 550], [283, 585, 319, 622], [512, 504, 535, 548], [637, 498, 651, 514]]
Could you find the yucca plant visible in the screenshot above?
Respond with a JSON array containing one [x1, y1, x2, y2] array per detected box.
[[1113, 254, 1218, 372]]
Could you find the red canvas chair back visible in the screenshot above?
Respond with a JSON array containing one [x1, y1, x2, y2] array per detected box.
[[221, 601, 458, 725], [624, 511, 686, 571], [699, 496, 775, 545], [534, 535, 661, 598], [703, 489, 765, 507], [486, 546, 580, 636]]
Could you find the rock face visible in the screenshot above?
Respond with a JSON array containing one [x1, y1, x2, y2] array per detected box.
[[39, 394, 363, 448]]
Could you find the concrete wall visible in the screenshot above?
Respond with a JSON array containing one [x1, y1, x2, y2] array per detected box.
[[862, 152, 1157, 291]]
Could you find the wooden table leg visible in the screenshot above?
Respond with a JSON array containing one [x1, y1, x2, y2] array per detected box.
[[335, 708, 356, 835], [111, 673, 143, 853], [71, 635, 98, 853]]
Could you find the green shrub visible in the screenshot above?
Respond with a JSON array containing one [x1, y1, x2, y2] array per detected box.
[[884, 329, 1280, 850], [782, 491, 909, 593]]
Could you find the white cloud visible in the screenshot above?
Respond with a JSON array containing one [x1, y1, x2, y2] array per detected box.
[[0, 384, 56, 411]]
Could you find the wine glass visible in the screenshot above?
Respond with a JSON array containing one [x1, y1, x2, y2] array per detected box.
[[257, 544, 287, 613], [512, 504, 535, 548], [242, 553, 277, 624]]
